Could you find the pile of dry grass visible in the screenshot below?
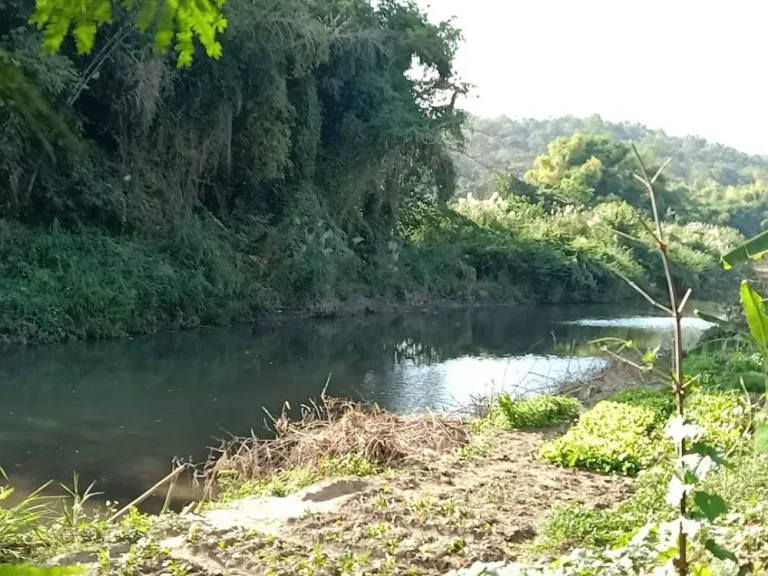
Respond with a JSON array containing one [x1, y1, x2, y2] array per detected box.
[[204, 393, 470, 489]]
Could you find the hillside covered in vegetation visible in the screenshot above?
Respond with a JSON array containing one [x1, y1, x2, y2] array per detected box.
[[455, 115, 768, 238], [0, 0, 753, 344]]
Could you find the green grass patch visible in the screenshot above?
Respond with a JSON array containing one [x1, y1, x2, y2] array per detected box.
[[540, 465, 673, 550], [215, 453, 379, 504], [493, 394, 582, 429], [540, 400, 663, 475]]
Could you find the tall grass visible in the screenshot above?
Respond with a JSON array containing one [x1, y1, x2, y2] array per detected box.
[[0, 469, 52, 564]]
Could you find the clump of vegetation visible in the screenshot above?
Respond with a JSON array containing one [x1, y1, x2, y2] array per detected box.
[[540, 400, 663, 475], [687, 390, 750, 454], [540, 386, 751, 478], [206, 394, 469, 497], [684, 351, 765, 392], [609, 387, 675, 420], [493, 393, 582, 429]]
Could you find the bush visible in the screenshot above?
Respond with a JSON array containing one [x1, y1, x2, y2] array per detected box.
[[610, 387, 674, 420], [540, 401, 663, 475], [494, 394, 582, 429], [687, 390, 750, 454], [684, 351, 765, 393]]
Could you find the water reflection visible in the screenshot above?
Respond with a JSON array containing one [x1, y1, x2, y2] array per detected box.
[[0, 303, 712, 503]]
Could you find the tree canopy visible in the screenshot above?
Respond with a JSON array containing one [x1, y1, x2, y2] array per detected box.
[[30, 0, 228, 67], [456, 115, 768, 237]]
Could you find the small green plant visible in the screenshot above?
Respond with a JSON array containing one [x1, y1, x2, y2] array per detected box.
[[0, 470, 52, 563], [318, 453, 377, 477], [59, 473, 102, 532], [540, 400, 663, 475], [494, 393, 581, 429]]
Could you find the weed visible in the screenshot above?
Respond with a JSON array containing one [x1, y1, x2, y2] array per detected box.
[[494, 394, 582, 429]]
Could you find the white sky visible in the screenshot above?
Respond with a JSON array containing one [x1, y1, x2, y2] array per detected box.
[[417, 0, 768, 155]]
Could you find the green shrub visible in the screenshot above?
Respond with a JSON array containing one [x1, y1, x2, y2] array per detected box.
[[494, 394, 582, 429], [610, 387, 674, 420], [540, 401, 663, 475], [684, 351, 765, 392], [687, 390, 750, 454]]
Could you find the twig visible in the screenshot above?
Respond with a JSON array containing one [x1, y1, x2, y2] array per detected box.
[[612, 269, 673, 314], [161, 472, 179, 514], [107, 465, 187, 523], [677, 288, 693, 314]]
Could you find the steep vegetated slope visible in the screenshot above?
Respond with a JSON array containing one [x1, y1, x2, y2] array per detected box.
[[0, 3, 751, 343]]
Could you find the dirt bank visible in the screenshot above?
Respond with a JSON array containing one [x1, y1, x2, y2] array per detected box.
[[53, 397, 631, 575]]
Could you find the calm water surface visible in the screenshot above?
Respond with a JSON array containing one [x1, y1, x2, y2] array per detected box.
[[0, 304, 715, 504]]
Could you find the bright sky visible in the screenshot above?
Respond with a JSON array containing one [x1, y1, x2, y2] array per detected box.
[[417, 0, 768, 155]]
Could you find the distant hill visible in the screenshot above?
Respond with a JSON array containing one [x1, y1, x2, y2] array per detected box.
[[454, 114, 768, 199]]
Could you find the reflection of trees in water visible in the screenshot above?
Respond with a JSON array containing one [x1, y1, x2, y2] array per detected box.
[[0, 303, 691, 501], [0, 304, 684, 403]]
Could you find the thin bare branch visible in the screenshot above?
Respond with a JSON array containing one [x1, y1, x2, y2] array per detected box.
[[677, 288, 693, 314], [651, 158, 672, 185], [611, 227, 644, 244], [635, 214, 663, 246], [612, 269, 673, 314], [632, 143, 665, 242], [631, 143, 652, 181], [599, 347, 652, 372]]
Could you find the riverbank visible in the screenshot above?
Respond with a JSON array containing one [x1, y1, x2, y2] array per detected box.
[[6, 349, 768, 574], [0, 208, 738, 346]]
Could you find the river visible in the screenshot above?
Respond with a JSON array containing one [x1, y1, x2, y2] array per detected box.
[[0, 303, 715, 506]]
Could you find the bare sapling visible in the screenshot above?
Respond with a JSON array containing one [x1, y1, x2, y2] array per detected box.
[[602, 147, 738, 575]]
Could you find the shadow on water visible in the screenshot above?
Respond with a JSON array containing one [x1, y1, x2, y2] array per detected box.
[[0, 303, 714, 506]]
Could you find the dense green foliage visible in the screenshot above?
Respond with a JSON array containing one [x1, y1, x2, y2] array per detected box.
[[457, 115, 768, 238], [684, 352, 765, 392], [0, 1, 752, 343], [30, 0, 227, 66], [540, 400, 664, 475], [535, 353, 766, 572], [491, 394, 581, 429], [541, 388, 750, 476]]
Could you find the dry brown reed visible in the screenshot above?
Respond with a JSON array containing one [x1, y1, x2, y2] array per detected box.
[[204, 392, 470, 492]]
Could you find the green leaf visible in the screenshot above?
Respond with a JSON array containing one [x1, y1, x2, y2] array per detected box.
[[693, 309, 733, 329], [722, 229, 768, 269], [740, 280, 768, 350], [693, 491, 728, 521], [689, 441, 727, 466], [703, 539, 738, 563]]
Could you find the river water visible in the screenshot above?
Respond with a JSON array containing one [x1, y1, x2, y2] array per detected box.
[[0, 304, 715, 505]]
